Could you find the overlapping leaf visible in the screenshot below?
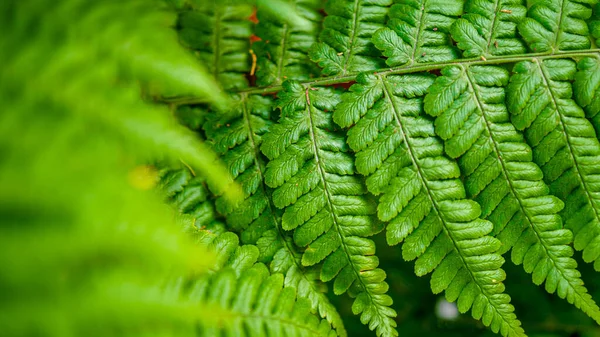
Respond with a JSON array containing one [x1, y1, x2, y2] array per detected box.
[[507, 59, 600, 273], [424, 64, 600, 323], [373, 0, 462, 66], [518, 0, 595, 52], [451, 0, 526, 58], [309, 0, 392, 75], [254, 0, 322, 86], [261, 82, 397, 337], [335, 73, 524, 337], [202, 94, 346, 334]]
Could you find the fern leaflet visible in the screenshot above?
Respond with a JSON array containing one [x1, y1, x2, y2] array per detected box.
[[185, 231, 337, 337], [261, 82, 397, 337], [424, 64, 600, 323], [574, 57, 600, 133], [254, 0, 322, 86], [309, 0, 392, 75], [335, 73, 524, 337], [450, 0, 527, 58], [372, 0, 463, 67], [178, 2, 253, 90], [203, 94, 347, 334], [507, 59, 600, 273], [518, 0, 595, 52]]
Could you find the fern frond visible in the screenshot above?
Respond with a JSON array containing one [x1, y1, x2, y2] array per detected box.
[[372, 0, 462, 67], [178, 2, 253, 90], [518, 0, 595, 52], [254, 0, 322, 86], [424, 64, 600, 323], [574, 57, 600, 131], [450, 0, 526, 58], [203, 94, 347, 335], [309, 0, 392, 76], [261, 82, 397, 337], [335, 73, 524, 337], [507, 59, 600, 273], [190, 263, 337, 337]]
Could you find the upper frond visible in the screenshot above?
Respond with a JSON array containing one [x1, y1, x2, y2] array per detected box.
[[518, 0, 595, 52], [309, 0, 392, 76], [178, 2, 253, 90], [424, 65, 600, 323], [254, 0, 322, 86], [372, 0, 463, 67], [450, 0, 527, 58], [335, 73, 524, 337], [203, 94, 347, 335], [507, 59, 600, 272], [574, 57, 600, 131], [261, 82, 397, 337]]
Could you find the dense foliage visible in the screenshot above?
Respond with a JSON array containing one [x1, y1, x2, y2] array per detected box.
[[3, 0, 600, 337]]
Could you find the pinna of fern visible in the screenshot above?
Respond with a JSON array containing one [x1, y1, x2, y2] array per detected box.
[[201, 92, 348, 335], [261, 82, 397, 337]]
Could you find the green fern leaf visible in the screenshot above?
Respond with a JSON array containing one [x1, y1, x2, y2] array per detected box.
[[254, 0, 322, 86], [178, 2, 253, 90], [574, 57, 600, 131], [372, 0, 462, 67], [517, 0, 595, 52], [261, 82, 397, 337], [309, 0, 392, 76], [335, 73, 524, 337], [424, 64, 600, 323], [450, 0, 526, 58], [507, 59, 600, 273], [203, 94, 347, 334], [191, 263, 337, 337]]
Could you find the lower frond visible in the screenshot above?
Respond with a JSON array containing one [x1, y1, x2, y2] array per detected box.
[[335, 73, 523, 337], [262, 82, 397, 337], [189, 263, 337, 337], [424, 64, 600, 323]]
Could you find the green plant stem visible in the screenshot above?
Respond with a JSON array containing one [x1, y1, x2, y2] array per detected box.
[[158, 49, 600, 105]]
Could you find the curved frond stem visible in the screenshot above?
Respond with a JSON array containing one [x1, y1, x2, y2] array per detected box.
[[159, 49, 600, 105]]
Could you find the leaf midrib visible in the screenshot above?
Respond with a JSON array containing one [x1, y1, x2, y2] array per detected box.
[[380, 76, 523, 337], [240, 93, 346, 333], [464, 66, 598, 316]]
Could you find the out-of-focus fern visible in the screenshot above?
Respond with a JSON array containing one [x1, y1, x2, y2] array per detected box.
[[0, 0, 234, 335]]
